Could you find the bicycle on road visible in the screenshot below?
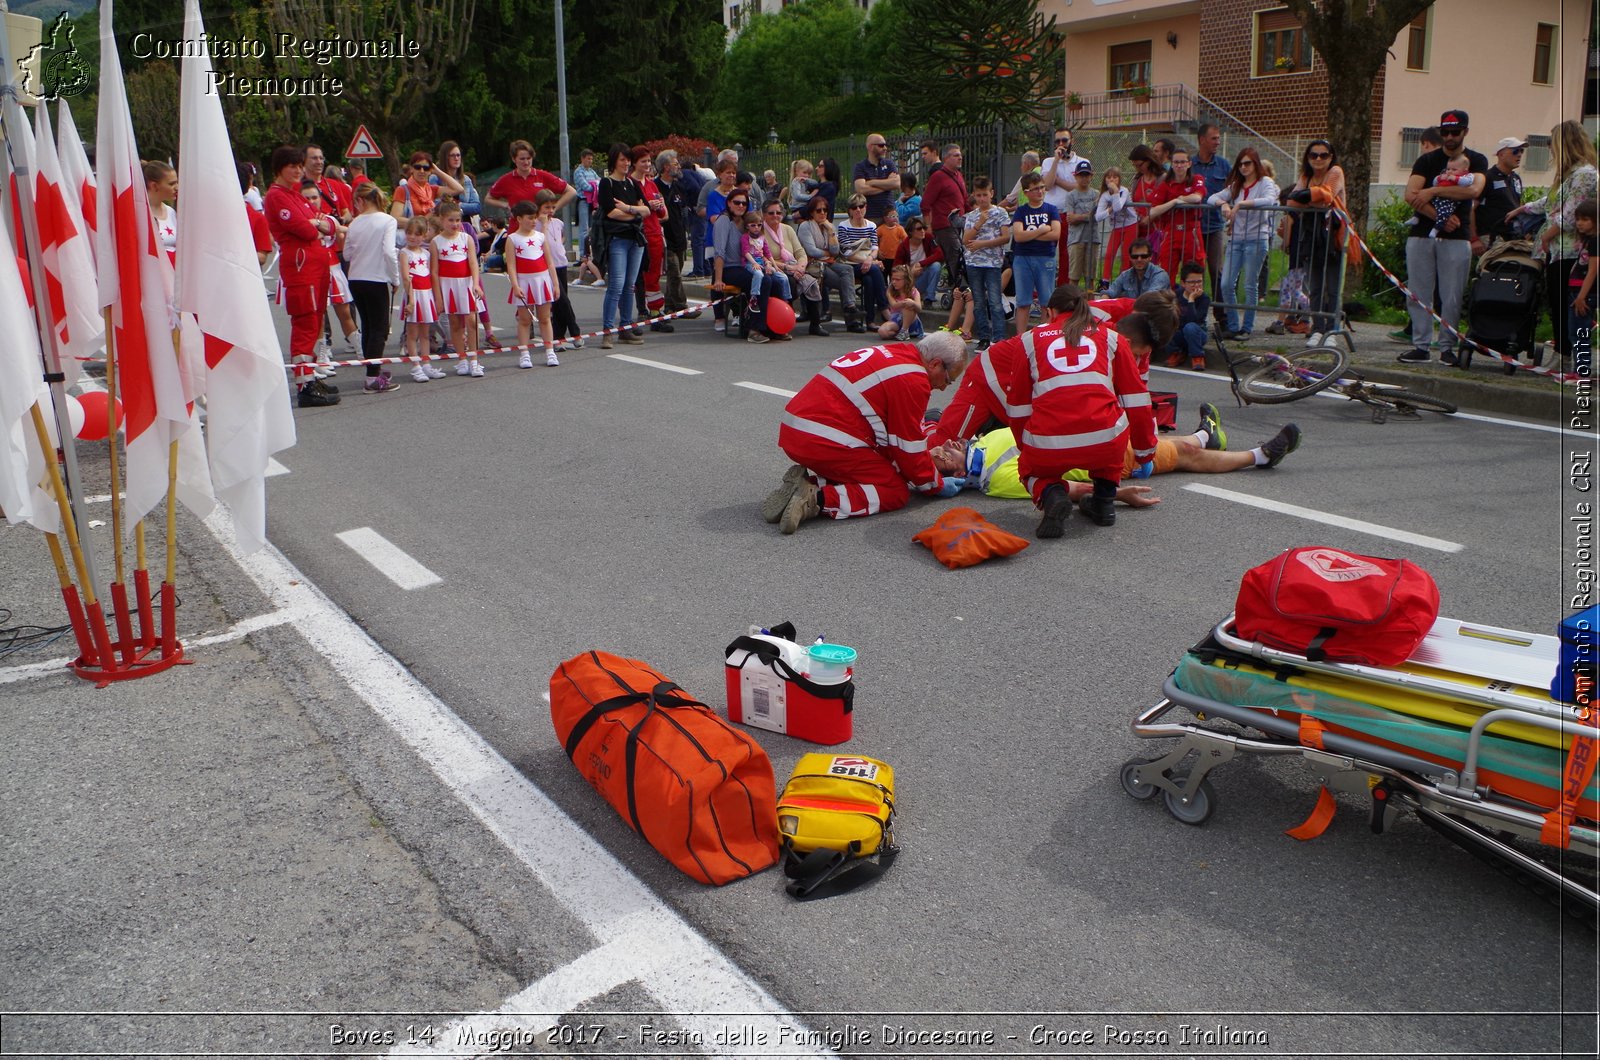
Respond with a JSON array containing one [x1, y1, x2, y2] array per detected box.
[[1214, 328, 1456, 423]]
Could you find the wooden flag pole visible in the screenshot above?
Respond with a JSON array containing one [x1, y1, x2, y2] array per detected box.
[[28, 402, 116, 670], [134, 521, 155, 653], [103, 309, 136, 664], [162, 439, 180, 655], [42, 531, 96, 665]]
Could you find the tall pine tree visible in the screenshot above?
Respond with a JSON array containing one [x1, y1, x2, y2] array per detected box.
[[877, 0, 1062, 127]]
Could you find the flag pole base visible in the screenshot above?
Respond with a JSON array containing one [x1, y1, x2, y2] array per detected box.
[[69, 638, 188, 688]]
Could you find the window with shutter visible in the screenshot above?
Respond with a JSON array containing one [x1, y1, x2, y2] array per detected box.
[[1108, 40, 1152, 91], [1254, 7, 1314, 77]]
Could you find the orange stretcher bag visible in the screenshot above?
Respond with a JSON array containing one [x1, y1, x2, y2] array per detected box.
[[550, 651, 780, 885]]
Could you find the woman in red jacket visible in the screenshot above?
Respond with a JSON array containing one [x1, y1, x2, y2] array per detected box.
[[264, 144, 339, 406], [893, 217, 945, 306], [1147, 147, 1207, 282]]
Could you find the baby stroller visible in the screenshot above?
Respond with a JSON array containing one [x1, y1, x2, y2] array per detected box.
[[1465, 239, 1544, 373]]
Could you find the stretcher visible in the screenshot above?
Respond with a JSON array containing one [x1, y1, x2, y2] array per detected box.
[[1124, 614, 1600, 921]]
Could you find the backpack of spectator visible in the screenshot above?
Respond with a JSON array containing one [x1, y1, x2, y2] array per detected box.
[[550, 651, 780, 885], [1234, 547, 1440, 667]]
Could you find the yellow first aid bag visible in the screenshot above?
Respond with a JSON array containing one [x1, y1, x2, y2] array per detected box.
[[777, 753, 897, 898]]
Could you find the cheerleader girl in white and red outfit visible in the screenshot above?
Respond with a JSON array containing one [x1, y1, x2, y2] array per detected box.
[[401, 216, 445, 383], [144, 161, 178, 266], [506, 201, 560, 368], [432, 201, 487, 376], [301, 181, 362, 356]]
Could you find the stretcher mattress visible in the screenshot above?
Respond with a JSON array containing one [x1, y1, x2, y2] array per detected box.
[[1173, 652, 1600, 822]]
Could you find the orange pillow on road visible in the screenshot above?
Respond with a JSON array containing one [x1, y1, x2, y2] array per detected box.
[[913, 507, 1030, 569]]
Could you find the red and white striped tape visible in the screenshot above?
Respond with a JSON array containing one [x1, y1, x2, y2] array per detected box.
[[1337, 210, 1584, 384], [291, 294, 737, 371]]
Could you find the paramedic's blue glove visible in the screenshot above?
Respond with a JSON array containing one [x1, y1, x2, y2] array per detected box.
[[936, 477, 965, 498], [1130, 460, 1154, 480]]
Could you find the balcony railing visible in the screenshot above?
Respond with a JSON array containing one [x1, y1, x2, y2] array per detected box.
[[1064, 83, 1188, 130]]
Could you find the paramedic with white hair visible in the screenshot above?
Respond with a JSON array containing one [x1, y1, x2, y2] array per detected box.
[[765, 331, 970, 534]]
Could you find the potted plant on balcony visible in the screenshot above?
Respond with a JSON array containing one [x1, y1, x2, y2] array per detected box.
[[1273, 56, 1297, 72], [1128, 83, 1152, 105], [1066, 91, 1083, 113]]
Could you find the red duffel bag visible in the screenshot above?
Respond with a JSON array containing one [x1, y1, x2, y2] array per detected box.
[[550, 651, 780, 885], [1233, 547, 1440, 667]]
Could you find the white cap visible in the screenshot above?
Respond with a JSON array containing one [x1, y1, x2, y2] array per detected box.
[[1494, 137, 1528, 153]]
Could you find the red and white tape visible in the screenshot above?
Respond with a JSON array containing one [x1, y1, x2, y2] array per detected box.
[[1338, 210, 1585, 384], [288, 294, 735, 371]]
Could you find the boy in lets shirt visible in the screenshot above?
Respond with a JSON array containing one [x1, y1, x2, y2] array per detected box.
[[1063, 159, 1102, 288]]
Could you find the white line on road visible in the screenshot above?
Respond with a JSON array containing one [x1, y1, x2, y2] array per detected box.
[[735, 381, 798, 398], [335, 528, 443, 590], [0, 607, 301, 685], [606, 354, 703, 375], [202, 506, 829, 1058], [1183, 483, 1464, 553]]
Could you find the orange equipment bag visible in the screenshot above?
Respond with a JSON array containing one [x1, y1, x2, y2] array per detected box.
[[912, 506, 1029, 569], [550, 651, 781, 885]]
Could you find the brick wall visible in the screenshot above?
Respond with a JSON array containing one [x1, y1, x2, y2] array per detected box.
[[1197, 0, 1385, 145]]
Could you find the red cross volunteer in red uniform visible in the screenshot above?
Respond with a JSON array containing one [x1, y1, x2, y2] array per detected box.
[[1005, 284, 1156, 536], [768, 332, 969, 534], [264, 145, 336, 404]]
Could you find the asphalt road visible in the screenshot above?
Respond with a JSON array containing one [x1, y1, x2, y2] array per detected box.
[[258, 280, 1594, 1056]]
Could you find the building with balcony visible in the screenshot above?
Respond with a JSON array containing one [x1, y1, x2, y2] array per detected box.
[[724, 0, 880, 37], [1045, 0, 1596, 194]]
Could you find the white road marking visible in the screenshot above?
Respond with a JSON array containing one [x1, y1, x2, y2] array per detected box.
[[735, 381, 798, 398], [201, 505, 829, 1058], [0, 607, 300, 685], [1183, 483, 1465, 553], [606, 354, 703, 375], [1149, 365, 1563, 434], [335, 528, 443, 590]]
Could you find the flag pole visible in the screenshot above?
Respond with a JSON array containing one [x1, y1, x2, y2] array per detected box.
[[102, 308, 136, 664], [134, 521, 154, 652], [28, 403, 115, 670], [162, 439, 179, 655], [0, 0, 106, 608]]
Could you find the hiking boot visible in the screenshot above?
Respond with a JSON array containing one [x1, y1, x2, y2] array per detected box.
[[600, 334, 615, 349], [778, 481, 821, 534], [762, 464, 808, 523], [298, 380, 340, 407], [619, 331, 645, 345], [1259, 424, 1302, 468], [1196, 402, 1227, 451], [1078, 480, 1117, 527], [747, 330, 770, 344], [1035, 484, 1072, 539]]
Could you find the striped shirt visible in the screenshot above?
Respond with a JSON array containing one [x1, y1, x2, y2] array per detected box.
[[836, 218, 877, 262]]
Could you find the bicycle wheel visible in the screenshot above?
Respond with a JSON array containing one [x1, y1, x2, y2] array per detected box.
[[1234, 344, 1351, 404], [1373, 387, 1457, 416]]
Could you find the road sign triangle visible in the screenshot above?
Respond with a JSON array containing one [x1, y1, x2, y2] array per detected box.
[[344, 125, 382, 159]]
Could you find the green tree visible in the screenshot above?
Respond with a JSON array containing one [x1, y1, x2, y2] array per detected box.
[[268, 0, 479, 184], [716, 0, 869, 143], [568, 0, 724, 147], [876, 0, 1061, 127], [1278, 0, 1434, 236]]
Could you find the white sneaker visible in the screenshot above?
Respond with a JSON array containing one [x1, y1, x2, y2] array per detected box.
[[456, 359, 472, 376], [424, 363, 446, 379], [315, 338, 335, 373], [469, 361, 485, 377], [410, 365, 431, 383], [714, 320, 726, 332], [1305, 331, 1325, 347], [312, 364, 335, 380], [344, 333, 359, 356], [518, 351, 534, 369], [546, 349, 561, 366]]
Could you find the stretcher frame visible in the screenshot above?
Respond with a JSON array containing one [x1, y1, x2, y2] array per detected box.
[[1124, 615, 1600, 920]]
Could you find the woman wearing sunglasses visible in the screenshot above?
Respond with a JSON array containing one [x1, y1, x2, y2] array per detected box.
[[797, 196, 865, 332], [712, 191, 778, 341], [1284, 140, 1347, 346], [1146, 148, 1207, 283]]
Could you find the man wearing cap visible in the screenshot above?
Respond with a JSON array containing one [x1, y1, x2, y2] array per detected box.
[[1400, 109, 1488, 365], [853, 134, 900, 224], [1473, 138, 1530, 254]]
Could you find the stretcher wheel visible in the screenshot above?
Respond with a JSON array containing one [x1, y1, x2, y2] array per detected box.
[[1163, 777, 1216, 825], [1120, 758, 1161, 801]]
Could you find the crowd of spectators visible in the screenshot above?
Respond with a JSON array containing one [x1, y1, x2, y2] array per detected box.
[[246, 115, 1594, 406]]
